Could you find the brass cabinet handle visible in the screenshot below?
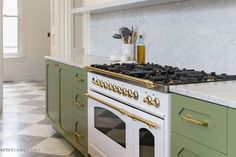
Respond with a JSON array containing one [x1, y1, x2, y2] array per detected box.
[[74, 101, 84, 108], [181, 115, 208, 127], [85, 93, 158, 129], [74, 132, 84, 139], [74, 74, 84, 82], [54, 64, 60, 67]]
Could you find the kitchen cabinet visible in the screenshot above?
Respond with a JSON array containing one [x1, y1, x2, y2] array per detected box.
[[228, 108, 236, 157], [172, 94, 227, 154], [59, 64, 74, 137], [46, 60, 60, 126], [46, 59, 88, 156], [172, 133, 226, 157], [171, 94, 236, 157]]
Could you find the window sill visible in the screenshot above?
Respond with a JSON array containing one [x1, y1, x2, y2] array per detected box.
[[3, 55, 25, 62]]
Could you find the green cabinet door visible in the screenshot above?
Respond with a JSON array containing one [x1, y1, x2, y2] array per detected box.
[[46, 61, 60, 125], [228, 108, 236, 157], [59, 64, 74, 136], [172, 133, 226, 157]]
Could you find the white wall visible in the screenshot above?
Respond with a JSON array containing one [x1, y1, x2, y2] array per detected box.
[[0, 0, 3, 110], [3, 0, 50, 81], [89, 0, 236, 74]]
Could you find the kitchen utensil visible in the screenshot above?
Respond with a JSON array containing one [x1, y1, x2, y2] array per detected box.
[[112, 34, 121, 39]]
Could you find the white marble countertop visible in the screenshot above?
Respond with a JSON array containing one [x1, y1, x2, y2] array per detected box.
[[170, 81, 236, 109], [45, 54, 111, 68]]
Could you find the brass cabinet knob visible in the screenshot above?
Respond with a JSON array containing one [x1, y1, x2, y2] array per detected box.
[[117, 86, 123, 94], [143, 96, 152, 104], [151, 98, 160, 108], [104, 82, 109, 89], [128, 89, 134, 98], [108, 83, 113, 91], [133, 91, 139, 100], [122, 88, 128, 96]]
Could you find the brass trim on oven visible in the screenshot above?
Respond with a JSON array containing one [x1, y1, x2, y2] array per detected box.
[[85, 66, 156, 88], [85, 93, 159, 129]]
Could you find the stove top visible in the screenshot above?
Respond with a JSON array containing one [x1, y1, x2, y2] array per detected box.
[[90, 63, 236, 86]]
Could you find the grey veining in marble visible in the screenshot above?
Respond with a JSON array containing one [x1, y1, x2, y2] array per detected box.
[[169, 81, 236, 109], [89, 0, 236, 74], [45, 54, 110, 68]]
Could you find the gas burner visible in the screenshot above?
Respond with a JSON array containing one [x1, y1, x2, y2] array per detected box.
[[91, 63, 236, 86]]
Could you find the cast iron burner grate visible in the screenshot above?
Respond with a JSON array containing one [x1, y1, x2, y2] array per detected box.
[[91, 63, 236, 86]]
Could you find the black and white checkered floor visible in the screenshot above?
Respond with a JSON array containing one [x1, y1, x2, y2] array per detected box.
[[1, 81, 83, 157]]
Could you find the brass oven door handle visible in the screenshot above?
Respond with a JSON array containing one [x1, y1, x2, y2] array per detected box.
[[181, 115, 208, 127], [85, 93, 159, 129]]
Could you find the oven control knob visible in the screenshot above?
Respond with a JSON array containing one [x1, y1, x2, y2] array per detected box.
[[100, 81, 105, 88], [143, 96, 152, 104], [117, 86, 123, 94], [133, 91, 139, 100], [122, 88, 128, 96], [108, 83, 113, 91], [96, 80, 101, 86], [128, 90, 134, 98], [104, 82, 109, 89], [113, 85, 118, 92], [151, 98, 160, 108]]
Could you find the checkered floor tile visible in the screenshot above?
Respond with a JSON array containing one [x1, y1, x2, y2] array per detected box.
[[1, 81, 84, 157]]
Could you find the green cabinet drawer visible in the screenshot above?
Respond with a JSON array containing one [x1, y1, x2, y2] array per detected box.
[[73, 68, 87, 91], [73, 114, 88, 156], [171, 94, 227, 153], [228, 108, 236, 157], [172, 133, 226, 157], [73, 88, 87, 117]]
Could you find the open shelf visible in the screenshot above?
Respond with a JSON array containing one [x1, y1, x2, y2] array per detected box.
[[70, 0, 189, 15]]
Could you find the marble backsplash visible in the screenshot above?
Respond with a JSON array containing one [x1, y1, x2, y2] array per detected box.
[[89, 0, 236, 74]]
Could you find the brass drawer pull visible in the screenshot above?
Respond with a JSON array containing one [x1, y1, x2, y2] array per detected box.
[[54, 64, 60, 67], [74, 74, 84, 82], [74, 101, 84, 107], [74, 132, 84, 139], [85, 93, 159, 129], [181, 115, 208, 127]]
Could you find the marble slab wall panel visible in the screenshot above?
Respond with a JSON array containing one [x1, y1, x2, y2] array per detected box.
[[89, 0, 236, 74]]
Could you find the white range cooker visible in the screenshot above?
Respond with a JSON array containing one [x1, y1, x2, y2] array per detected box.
[[85, 63, 236, 157]]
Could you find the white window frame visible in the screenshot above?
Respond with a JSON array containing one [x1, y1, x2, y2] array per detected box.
[[3, 0, 24, 59]]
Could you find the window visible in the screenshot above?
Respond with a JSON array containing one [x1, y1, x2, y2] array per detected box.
[[3, 0, 21, 57]]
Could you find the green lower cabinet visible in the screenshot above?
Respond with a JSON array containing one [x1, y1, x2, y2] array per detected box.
[[59, 64, 74, 137], [46, 60, 60, 126], [228, 108, 236, 157], [46, 59, 88, 157], [172, 94, 227, 154], [172, 133, 226, 157]]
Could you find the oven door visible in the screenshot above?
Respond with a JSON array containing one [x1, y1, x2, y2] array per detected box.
[[87, 91, 164, 157]]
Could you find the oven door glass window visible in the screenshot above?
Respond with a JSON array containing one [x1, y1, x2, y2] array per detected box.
[[140, 128, 154, 157], [95, 107, 126, 148]]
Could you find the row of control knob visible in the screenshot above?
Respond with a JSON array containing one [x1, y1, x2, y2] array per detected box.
[[143, 96, 160, 108], [92, 79, 139, 100]]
